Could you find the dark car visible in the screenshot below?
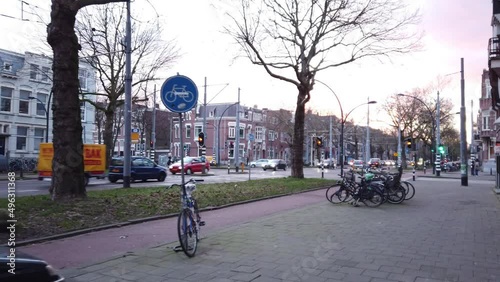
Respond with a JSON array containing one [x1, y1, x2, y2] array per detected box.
[[368, 158, 381, 168], [0, 247, 64, 282], [108, 156, 167, 183], [168, 157, 210, 174], [263, 159, 287, 171]]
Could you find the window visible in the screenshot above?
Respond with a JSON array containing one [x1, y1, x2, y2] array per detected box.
[[80, 101, 86, 121], [483, 116, 490, 130], [195, 125, 202, 136], [174, 124, 179, 138], [256, 126, 264, 140], [185, 124, 191, 138], [30, 64, 38, 80], [36, 93, 47, 116], [78, 69, 88, 90], [239, 126, 245, 139], [34, 128, 45, 150], [0, 87, 13, 112], [19, 90, 30, 114], [268, 130, 275, 141], [3, 62, 12, 72], [229, 126, 235, 138], [41, 66, 50, 82], [16, 126, 28, 150]]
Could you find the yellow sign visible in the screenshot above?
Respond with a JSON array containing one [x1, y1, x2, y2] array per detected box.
[[37, 143, 106, 176], [131, 132, 139, 143], [393, 152, 398, 157]]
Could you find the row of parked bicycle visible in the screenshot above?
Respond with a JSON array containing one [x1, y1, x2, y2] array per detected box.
[[325, 167, 415, 207]]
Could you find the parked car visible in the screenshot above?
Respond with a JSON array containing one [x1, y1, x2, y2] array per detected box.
[[169, 157, 210, 174], [263, 159, 287, 171], [351, 160, 364, 170], [317, 158, 336, 169], [108, 156, 167, 183], [368, 158, 381, 168], [249, 159, 268, 168], [0, 247, 65, 282]]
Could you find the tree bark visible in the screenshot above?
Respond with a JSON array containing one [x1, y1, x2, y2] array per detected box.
[[47, 1, 85, 199], [291, 89, 307, 178]]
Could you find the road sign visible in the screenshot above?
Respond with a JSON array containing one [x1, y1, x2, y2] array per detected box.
[[248, 133, 254, 141], [131, 128, 140, 143], [160, 75, 198, 113]]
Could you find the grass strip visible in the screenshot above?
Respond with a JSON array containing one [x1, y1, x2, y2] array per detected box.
[[0, 177, 337, 241]]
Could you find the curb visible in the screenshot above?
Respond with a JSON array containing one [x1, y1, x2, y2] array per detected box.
[[13, 185, 331, 247]]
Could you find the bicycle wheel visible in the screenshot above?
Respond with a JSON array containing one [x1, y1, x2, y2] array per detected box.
[[165, 91, 176, 102], [177, 208, 198, 257], [387, 186, 406, 204], [184, 91, 194, 103], [362, 186, 384, 207], [326, 186, 347, 204], [401, 181, 415, 200]]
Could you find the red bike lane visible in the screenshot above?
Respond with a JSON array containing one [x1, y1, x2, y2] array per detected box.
[[19, 188, 327, 270]]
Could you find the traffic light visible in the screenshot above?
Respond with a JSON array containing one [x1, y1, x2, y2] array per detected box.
[[406, 138, 412, 149], [316, 137, 323, 148], [198, 132, 205, 146], [438, 144, 445, 154]]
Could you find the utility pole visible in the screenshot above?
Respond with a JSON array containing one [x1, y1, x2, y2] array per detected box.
[[202, 77, 207, 174], [366, 97, 370, 164], [436, 91, 441, 177], [123, 0, 132, 188], [235, 88, 241, 172], [397, 126, 402, 167], [151, 84, 156, 160], [460, 58, 468, 186], [329, 116, 333, 167], [470, 99, 474, 157]]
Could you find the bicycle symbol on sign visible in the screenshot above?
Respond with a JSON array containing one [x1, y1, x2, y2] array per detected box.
[[164, 84, 195, 103]]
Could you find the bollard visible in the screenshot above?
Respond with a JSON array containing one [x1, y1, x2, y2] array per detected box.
[[227, 163, 230, 174], [321, 164, 324, 179], [423, 165, 426, 174], [241, 162, 245, 172], [412, 167, 415, 181], [491, 167, 493, 176]]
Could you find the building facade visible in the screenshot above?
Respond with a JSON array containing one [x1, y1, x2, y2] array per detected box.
[[0, 48, 96, 159]]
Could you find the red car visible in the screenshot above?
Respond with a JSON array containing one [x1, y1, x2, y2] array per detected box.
[[168, 157, 210, 174]]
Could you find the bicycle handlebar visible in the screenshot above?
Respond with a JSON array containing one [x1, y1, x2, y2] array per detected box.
[[166, 178, 204, 189]]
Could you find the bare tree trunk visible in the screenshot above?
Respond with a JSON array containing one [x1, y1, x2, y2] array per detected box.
[[291, 90, 306, 178], [47, 1, 85, 199]]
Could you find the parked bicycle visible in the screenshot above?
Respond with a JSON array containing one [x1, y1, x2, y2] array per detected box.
[[326, 171, 384, 207], [167, 178, 205, 257]]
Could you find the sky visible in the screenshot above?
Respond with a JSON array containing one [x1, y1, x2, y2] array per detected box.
[[0, 0, 493, 133]]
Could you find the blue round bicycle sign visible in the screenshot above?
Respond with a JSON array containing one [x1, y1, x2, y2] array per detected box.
[[160, 75, 199, 113]]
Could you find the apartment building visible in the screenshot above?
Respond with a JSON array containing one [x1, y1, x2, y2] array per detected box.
[[0, 48, 96, 159]]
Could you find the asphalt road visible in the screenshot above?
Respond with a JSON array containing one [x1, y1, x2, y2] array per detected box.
[[0, 166, 341, 198]]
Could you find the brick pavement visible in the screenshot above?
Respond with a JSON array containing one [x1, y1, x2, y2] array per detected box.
[[57, 176, 500, 282]]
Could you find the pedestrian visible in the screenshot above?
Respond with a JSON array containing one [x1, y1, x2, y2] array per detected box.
[[475, 159, 480, 176], [471, 159, 476, 176]]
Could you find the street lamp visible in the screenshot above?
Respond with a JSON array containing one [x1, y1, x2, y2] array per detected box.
[[397, 93, 440, 176], [315, 78, 376, 176], [216, 102, 238, 167], [29, 94, 51, 143]]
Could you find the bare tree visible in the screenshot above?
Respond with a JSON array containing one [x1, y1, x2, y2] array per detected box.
[[223, 0, 420, 178], [76, 5, 178, 167], [47, 0, 127, 200]]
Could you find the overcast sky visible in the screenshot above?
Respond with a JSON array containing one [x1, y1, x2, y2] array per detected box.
[[0, 0, 492, 132]]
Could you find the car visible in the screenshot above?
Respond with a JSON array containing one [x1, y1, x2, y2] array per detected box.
[[351, 160, 364, 170], [368, 158, 381, 168], [169, 157, 210, 174], [108, 156, 167, 183], [317, 158, 336, 169], [249, 159, 268, 168], [263, 159, 287, 171], [0, 247, 65, 282]]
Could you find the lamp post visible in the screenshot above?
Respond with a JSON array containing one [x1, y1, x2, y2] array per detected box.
[[29, 95, 51, 143], [397, 93, 438, 175], [315, 78, 376, 177], [216, 102, 238, 167]]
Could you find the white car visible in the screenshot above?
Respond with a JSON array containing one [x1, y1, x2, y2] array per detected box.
[[249, 159, 268, 168]]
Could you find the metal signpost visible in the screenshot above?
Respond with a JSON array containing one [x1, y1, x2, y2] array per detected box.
[[161, 75, 199, 186], [248, 133, 254, 180]]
